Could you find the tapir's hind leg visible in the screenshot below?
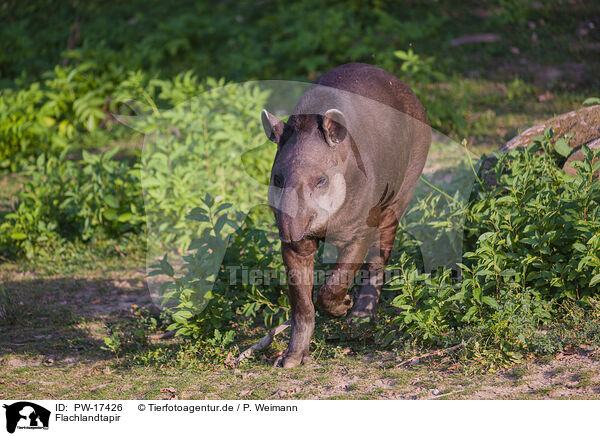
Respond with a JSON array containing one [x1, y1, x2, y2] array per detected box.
[[350, 208, 399, 318], [317, 241, 371, 317]]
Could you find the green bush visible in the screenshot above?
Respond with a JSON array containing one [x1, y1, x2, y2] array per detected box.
[[2, 0, 598, 170], [0, 73, 272, 260], [150, 194, 287, 339], [0, 60, 141, 170], [0, 0, 482, 166], [0, 148, 144, 258], [377, 131, 600, 366], [138, 75, 272, 255]]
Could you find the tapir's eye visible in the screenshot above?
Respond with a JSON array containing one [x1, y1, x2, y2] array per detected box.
[[273, 174, 284, 188], [316, 176, 329, 189]]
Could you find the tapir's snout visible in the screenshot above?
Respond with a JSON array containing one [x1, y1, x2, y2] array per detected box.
[[278, 211, 314, 243], [269, 185, 314, 243]]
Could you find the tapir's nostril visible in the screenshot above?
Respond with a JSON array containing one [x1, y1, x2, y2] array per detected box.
[[273, 174, 284, 188]]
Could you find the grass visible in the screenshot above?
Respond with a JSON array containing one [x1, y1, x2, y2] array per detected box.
[[573, 369, 595, 389], [508, 364, 531, 379]]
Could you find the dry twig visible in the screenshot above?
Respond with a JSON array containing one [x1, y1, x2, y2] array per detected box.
[[432, 389, 466, 399], [396, 341, 466, 368], [235, 320, 291, 365]]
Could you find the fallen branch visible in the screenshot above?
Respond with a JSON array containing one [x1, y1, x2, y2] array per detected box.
[[481, 105, 600, 185], [396, 341, 467, 368], [432, 389, 466, 399], [235, 320, 291, 365]]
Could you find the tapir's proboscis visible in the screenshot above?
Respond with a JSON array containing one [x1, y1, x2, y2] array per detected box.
[[260, 63, 431, 368]]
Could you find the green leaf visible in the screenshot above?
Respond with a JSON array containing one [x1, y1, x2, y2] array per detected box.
[[103, 208, 117, 221], [117, 212, 133, 222], [10, 232, 27, 240], [186, 212, 209, 222], [590, 274, 600, 287], [215, 203, 233, 214], [462, 305, 478, 322], [159, 254, 174, 277], [553, 138, 571, 158], [582, 97, 600, 107], [82, 150, 96, 164], [481, 296, 499, 309], [174, 309, 193, 320], [473, 287, 482, 303], [104, 194, 119, 209]]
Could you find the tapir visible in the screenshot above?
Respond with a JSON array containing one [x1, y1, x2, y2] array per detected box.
[[261, 63, 431, 367]]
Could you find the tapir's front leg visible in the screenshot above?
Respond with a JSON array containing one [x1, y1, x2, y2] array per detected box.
[[317, 240, 371, 317], [281, 239, 318, 368]]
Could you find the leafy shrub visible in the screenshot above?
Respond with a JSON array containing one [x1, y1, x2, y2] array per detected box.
[[138, 75, 272, 255], [150, 195, 287, 340], [0, 148, 144, 258], [377, 130, 600, 366], [0, 60, 142, 170], [2, 0, 597, 166], [0, 1, 449, 83], [0, 0, 465, 163], [0, 73, 272, 261], [0, 82, 62, 169]]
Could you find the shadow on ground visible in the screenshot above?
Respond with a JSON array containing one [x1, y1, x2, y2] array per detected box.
[[0, 273, 154, 367]]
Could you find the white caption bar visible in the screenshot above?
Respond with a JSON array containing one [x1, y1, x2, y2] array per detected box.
[[0, 400, 596, 436]]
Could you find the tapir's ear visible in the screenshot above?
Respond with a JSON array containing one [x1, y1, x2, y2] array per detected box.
[[322, 109, 347, 147], [261, 110, 284, 144]]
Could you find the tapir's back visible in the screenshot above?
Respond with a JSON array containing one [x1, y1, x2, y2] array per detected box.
[[309, 63, 431, 220], [313, 63, 429, 129]]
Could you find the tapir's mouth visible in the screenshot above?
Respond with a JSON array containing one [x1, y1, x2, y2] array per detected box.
[[279, 215, 314, 243]]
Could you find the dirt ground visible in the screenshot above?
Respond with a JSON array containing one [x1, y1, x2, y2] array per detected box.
[[2, 263, 599, 400]]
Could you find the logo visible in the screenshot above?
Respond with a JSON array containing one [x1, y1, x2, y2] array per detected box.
[[3, 402, 50, 434]]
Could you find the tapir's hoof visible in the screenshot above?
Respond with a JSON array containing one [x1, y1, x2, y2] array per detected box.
[[318, 294, 353, 317], [349, 293, 378, 319], [276, 353, 311, 369], [282, 356, 301, 368], [348, 306, 377, 320]]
